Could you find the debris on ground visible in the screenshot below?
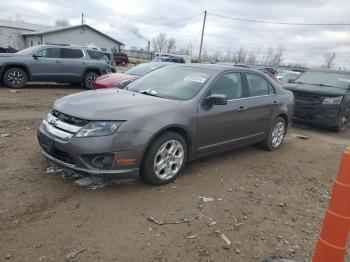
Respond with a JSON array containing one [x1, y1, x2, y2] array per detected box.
[[199, 196, 214, 202], [65, 248, 85, 261], [289, 133, 309, 140], [5, 254, 12, 259], [0, 123, 11, 128], [147, 205, 204, 225], [1, 133, 12, 138], [221, 234, 231, 248], [232, 215, 243, 227], [8, 89, 21, 93], [208, 220, 218, 226], [186, 235, 198, 239]]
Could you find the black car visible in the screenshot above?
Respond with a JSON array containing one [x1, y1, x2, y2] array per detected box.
[[283, 70, 350, 132], [151, 55, 186, 63]]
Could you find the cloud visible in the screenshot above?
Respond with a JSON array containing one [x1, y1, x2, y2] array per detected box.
[[0, 0, 349, 67]]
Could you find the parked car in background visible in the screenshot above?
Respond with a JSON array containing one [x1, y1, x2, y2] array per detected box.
[[279, 71, 300, 84], [283, 70, 350, 132], [0, 44, 115, 89], [151, 55, 186, 63], [114, 53, 129, 66], [38, 64, 294, 185], [93, 62, 171, 89]]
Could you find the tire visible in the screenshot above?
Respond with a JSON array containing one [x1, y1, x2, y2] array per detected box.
[[83, 71, 99, 89], [142, 131, 187, 185], [336, 106, 349, 133], [3, 68, 28, 89], [261, 117, 286, 151]]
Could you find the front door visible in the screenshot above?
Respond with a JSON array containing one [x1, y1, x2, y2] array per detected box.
[[197, 72, 249, 157], [30, 47, 61, 81]]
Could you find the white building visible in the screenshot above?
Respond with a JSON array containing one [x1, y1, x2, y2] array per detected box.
[[0, 20, 123, 53]]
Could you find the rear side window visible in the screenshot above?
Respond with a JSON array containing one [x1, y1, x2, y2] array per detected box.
[[246, 73, 271, 97], [61, 48, 84, 59], [36, 48, 60, 58], [209, 73, 243, 100], [87, 50, 105, 60]]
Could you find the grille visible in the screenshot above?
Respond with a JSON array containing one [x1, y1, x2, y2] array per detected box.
[[293, 91, 324, 120], [52, 110, 89, 127]]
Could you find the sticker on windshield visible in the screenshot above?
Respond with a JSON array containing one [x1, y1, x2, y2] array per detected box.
[[338, 78, 350, 83], [184, 75, 207, 83]]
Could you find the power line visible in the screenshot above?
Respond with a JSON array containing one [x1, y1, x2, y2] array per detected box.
[[140, 13, 203, 30], [208, 12, 350, 26]]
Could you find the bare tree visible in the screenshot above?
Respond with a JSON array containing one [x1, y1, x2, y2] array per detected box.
[[151, 33, 168, 54], [271, 46, 284, 66], [166, 38, 176, 53], [55, 18, 71, 27], [323, 52, 336, 69], [246, 51, 257, 65], [224, 49, 232, 62], [236, 46, 247, 63]]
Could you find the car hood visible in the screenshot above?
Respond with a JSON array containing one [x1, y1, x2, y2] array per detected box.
[[54, 89, 181, 121], [283, 83, 350, 96]]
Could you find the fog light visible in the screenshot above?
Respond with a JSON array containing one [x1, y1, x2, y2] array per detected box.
[[86, 154, 114, 169]]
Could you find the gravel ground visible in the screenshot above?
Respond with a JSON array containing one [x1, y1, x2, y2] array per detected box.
[[0, 81, 349, 262]]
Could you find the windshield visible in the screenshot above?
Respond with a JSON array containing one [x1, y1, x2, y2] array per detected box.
[[295, 71, 350, 89], [16, 46, 41, 55], [128, 66, 212, 100], [126, 63, 163, 76]]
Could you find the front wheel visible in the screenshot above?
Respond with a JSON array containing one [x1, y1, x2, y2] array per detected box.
[[261, 117, 286, 151], [83, 71, 99, 89], [142, 132, 187, 185], [3, 68, 28, 89], [336, 106, 349, 133]]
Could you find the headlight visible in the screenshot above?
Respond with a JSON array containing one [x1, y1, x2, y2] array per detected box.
[[322, 96, 343, 104], [75, 121, 123, 137]]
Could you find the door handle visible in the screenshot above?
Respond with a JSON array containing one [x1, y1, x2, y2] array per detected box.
[[55, 60, 61, 63], [237, 106, 248, 112], [273, 101, 278, 104]]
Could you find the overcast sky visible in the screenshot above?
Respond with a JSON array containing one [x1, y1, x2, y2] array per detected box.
[[1, 0, 350, 68]]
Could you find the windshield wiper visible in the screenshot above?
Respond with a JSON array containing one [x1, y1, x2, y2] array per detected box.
[[139, 89, 158, 97]]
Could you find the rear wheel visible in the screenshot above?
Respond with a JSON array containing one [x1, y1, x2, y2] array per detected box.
[[3, 68, 28, 88], [142, 132, 187, 185], [336, 106, 349, 133], [83, 71, 99, 89], [261, 117, 286, 151], [121, 61, 126, 66]]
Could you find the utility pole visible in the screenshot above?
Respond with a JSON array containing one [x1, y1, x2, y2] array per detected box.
[[81, 12, 84, 25], [198, 10, 207, 63]]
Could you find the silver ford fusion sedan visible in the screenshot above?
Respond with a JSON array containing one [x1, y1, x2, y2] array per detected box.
[[38, 64, 294, 185]]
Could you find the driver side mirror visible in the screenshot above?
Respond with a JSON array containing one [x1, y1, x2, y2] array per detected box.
[[288, 79, 295, 83], [32, 53, 42, 59], [206, 94, 228, 106]]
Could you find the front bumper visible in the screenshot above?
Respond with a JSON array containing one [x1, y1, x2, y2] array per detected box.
[[37, 120, 150, 178], [294, 103, 342, 128]]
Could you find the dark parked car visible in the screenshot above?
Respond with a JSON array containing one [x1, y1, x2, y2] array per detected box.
[[93, 62, 171, 89], [283, 70, 350, 132], [38, 64, 294, 185], [0, 45, 115, 89], [114, 53, 129, 66], [152, 55, 186, 63]]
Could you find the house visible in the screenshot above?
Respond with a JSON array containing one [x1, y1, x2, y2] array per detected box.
[[0, 19, 123, 53]]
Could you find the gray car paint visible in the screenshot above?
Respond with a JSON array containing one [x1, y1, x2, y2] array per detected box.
[[38, 64, 294, 176]]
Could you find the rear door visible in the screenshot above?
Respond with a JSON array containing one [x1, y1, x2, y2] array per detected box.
[[60, 48, 86, 82], [239, 72, 278, 137], [30, 47, 61, 81], [197, 72, 249, 156]]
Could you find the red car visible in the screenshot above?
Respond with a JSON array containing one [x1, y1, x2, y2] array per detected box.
[[114, 53, 129, 66], [93, 62, 170, 89]]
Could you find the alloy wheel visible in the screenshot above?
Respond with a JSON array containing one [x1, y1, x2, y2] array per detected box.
[[271, 120, 285, 148], [153, 140, 185, 180], [7, 70, 25, 87], [86, 73, 98, 89]]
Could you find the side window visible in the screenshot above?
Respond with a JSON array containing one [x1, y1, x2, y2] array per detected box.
[[36, 48, 60, 58], [61, 48, 84, 59], [209, 73, 243, 100], [246, 73, 270, 97]]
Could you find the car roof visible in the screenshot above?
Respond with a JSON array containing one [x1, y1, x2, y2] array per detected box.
[[165, 63, 266, 73], [305, 69, 350, 74], [37, 44, 103, 52]]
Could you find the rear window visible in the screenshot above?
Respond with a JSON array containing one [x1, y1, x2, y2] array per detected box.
[[61, 48, 84, 59]]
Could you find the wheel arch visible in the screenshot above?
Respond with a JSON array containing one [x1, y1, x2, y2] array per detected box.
[[1, 63, 31, 81]]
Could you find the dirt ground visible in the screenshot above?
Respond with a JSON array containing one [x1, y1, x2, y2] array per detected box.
[[0, 80, 349, 262]]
